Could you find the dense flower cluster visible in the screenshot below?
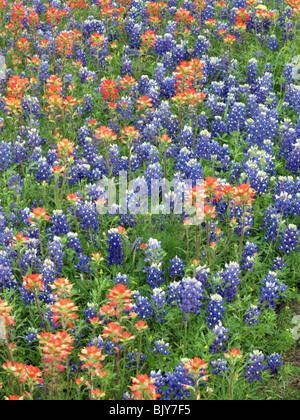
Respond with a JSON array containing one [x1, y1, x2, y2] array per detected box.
[[0, 0, 298, 401]]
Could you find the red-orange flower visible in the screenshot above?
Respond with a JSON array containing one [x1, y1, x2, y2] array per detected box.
[[141, 30, 157, 49], [67, 193, 81, 202], [182, 357, 208, 378], [22, 274, 44, 291], [223, 34, 236, 44], [130, 374, 160, 400], [225, 348, 243, 359], [12, 233, 29, 244], [28, 11, 39, 27], [233, 183, 256, 206], [203, 205, 217, 219], [120, 76, 137, 89], [79, 346, 107, 377], [106, 284, 132, 312], [16, 38, 30, 53], [95, 126, 117, 142], [175, 8, 196, 23], [137, 95, 154, 110], [102, 322, 123, 342], [172, 89, 206, 107], [158, 134, 172, 144], [28, 208, 50, 223], [7, 75, 29, 99], [89, 33, 105, 48], [100, 79, 119, 102], [51, 298, 79, 328], [134, 320, 148, 331], [0, 300, 16, 327], [38, 331, 74, 373], [52, 165, 65, 175], [46, 7, 63, 26], [4, 395, 24, 400], [57, 138, 74, 158], [50, 278, 73, 297]]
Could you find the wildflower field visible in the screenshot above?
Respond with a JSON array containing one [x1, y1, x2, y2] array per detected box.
[[0, 0, 299, 402]]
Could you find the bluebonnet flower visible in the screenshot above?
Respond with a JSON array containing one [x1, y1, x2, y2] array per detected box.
[[166, 280, 182, 306], [286, 139, 300, 175], [144, 162, 164, 189], [66, 232, 82, 256], [266, 35, 280, 50], [283, 63, 294, 87], [47, 236, 65, 273], [214, 262, 241, 302], [79, 95, 94, 115], [262, 206, 283, 242], [193, 36, 210, 57], [88, 335, 117, 356], [211, 116, 227, 138], [143, 238, 165, 287], [22, 95, 42, 119], [0, 116, 4, 135], [226, 102, 246, 134], [246, 105, 279, 148], [38, 60, 51, 83], [47, 210, 71, 237], [150, 365, 193, 400], [83, 302, 99, 324], [34, 157, 52, 183], [144, 238, 165, 264], [266, 353, 284, 375], [279, 124, 298, 161], [151, 339, 170, 356], [122, 392, 134, 400], [113, 273, 129, 285], [206, 294, 225, 329], [150, 288, 168, 323], [178, 277, 205, 319], [244, 350, 266, 383], [271, 257, 287, 271], [7, 172, 23, 196], [19, 247, 40, 277], [174, 147, 194, 172], [106, 228, 124, 266], [79, 67, 97, 84], [74, 200, 99, 233], [184, 159, 204, 184], [244, 305, 261, 326], [126, 351, 147, 369], [194, 264, 211, 289], [0, 257, 17, 290], [19, 283, 36, 307], [278, 224, 300, 255], [243, 167, 270, 196], [76, 253, 92, 273], [209, 322, 229, 354], [241, 242, 259, 271], [273, 175, 298, 198], [122, 56, 133, 76], [0, 142, 13, 173], [167, 256, 185, 279], [24, 328, 39, 344], [274, 191, 296, 217], [230, 203, 254, 238], [211, 358, 229, 375], [284, 84, 300, 116], [131, 292, 154, 320], [144, 263, 165, 288], [206, 95, 226, 117], [259, 271, 288, 310]]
